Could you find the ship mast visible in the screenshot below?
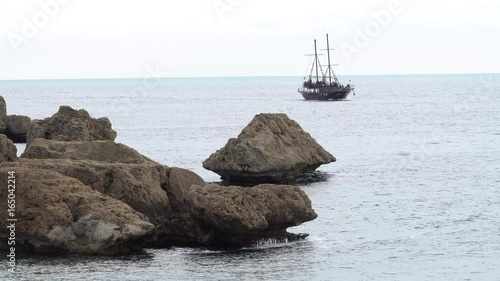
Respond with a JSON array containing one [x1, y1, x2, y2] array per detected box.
[[321, 34, 339, 84], [326, 34, 332, 85], [314, 39, 319, 83]]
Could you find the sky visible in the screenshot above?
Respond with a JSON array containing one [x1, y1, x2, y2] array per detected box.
[[0, 0, 499, 79]]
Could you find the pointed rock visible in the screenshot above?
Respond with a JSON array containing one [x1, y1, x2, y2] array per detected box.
[[27, 106, 117, 145], [203, 113, 336, 183]]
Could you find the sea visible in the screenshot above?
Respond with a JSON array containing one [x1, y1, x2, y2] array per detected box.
[[0, 74, 499, 281]]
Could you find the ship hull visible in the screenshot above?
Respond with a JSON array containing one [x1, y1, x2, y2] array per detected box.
[[298, 88, 352, 101]]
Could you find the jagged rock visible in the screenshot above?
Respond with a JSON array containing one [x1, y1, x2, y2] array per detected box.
[[166, 167, 205, 213], [146, 168, 210, 247], [203, 113, 336, 184], [0, 96, 31, 142], [22, 139, 155, 164], [0, 121, 6, 134], [4, 115, 31, 143], [0, 134, 17, 163], [9, 159, 171, 221], [27, 106, 117, 145], [184, 183, 317, 246], [10, 115, 320, 249], [0, 166, 154, 255], [10, 157, 211, 247], [0, 95, 5, 134], [9, 158, 205, 225], [0, 95, 6, 118]]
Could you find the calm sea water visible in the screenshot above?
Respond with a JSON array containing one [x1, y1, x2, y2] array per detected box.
[[0, 74, 499, 280]]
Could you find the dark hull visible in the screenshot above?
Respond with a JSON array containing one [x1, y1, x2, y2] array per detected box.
[[299, 88, 351, 101]]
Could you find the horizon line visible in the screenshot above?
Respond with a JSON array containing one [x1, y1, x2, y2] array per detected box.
[[0, 72, 498, 82]]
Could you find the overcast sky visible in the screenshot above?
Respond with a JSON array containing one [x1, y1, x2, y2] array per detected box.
[[1, 0, 499, 79]]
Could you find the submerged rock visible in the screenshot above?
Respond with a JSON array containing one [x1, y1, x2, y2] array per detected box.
[[203, 113, 336, 184], [27, 106, 117, 145], [0, 134, 17, 163], [0, 166, 154, 255]]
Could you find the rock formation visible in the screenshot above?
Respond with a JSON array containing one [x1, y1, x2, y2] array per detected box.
[[203, 113, 336, 184], [22, 138, 155, 164], [0, 135, 17, 163], [10, 158, 172, 221], [27, 106, 117, 145], [0, 166, 154, 255], [1, 105, 319, 254], [4, 115, 31, 143], [0, 121, 6, 135], [0, 96, 6, 118], [185, 183, 317, 246], [0, 95, 31, 143]]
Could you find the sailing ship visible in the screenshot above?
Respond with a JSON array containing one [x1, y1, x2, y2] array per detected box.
[[298, 34, 354, 101]]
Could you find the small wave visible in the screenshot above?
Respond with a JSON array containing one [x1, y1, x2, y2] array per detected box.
[[249, 237, 289, 247]]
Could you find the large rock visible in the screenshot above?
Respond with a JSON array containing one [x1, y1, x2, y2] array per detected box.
[[11, 157, 204, 221], [0, 166, 154, 255], [185, 183, 317, 245], [145, 167, 210, 247], [13, 125, 319, 248], [10, 157, 211, 247], [10, 158, 171, 221], [203, 113, 336, 183], [0, 134, 17, 163], [22, 139, 155, 164], [0, 95, 6, 118], [27, 106, 117, 145], [4, 115, 31, 143]]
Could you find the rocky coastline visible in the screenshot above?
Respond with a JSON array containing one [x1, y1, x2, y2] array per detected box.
[[0, 96, 336, 255]]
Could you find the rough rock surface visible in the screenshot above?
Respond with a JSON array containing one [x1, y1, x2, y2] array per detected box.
[[10, 157, 204, 221], [9, 156, 316, 248], [10, 157, 211, 247], [0, 121, 6, 134], [22, 139, 155, 164], [4, 115, 31, 143], [146, 168, 210, 247], [0, 95, 6, 118], [27, 106, 117, 145], [0, 166, 154, 255], [0, 134, 17, 163], [184, 183, 317, 245], [186, 183, 317, 233], [203, 113, 336, 183], [10, 159, 171, 220]]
